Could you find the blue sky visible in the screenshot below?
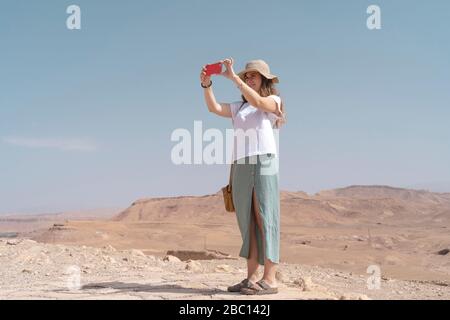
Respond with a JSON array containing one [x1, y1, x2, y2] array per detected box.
[[1, 0, 449, 214]]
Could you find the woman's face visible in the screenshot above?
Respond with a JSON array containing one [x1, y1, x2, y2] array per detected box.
[[244, 71, 262, 92]]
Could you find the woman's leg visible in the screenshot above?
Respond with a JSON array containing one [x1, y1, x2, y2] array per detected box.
[[246, 200, 260, 283], [252, 189, 278, 287]]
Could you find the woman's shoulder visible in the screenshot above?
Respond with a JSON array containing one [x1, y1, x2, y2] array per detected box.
[[268, 94, 281, 102], [265, 95, 281, 112], [229, 100, 245, 110], [229, 101, 246, 119]]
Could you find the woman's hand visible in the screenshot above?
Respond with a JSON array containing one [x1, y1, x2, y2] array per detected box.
[[220, 58, 237, 81], [200, 65, 211, 86]]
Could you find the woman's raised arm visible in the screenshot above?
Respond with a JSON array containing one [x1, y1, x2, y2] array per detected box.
[[200, 65, 232, 118]]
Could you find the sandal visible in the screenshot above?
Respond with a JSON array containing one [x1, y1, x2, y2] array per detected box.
[[240, 279, 279, 295], [227, 278, 254, 292]]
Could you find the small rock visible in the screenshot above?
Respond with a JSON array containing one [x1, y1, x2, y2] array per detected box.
[[293, 277, 314, 291], [214, 264, 234, 273], [6, 240, 20, 245], [163, 255, 182, 263], [103, 245, 116, 252], [275, 271, 285, 282], [102, 256, 116, 264], [185, 260, 203, 272], [132, 265, 145, 270], [130, 249, 146, 257], [437, 249, 449, 256], [22, 269, 32, 273]]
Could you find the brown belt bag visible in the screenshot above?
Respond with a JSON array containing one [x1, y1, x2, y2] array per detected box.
[[222, 163, 235, 212]]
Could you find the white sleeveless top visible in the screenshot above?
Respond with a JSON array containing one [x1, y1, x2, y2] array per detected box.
[[229, 95, 282, 162]]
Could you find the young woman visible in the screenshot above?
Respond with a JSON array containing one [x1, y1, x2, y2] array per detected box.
[[200, 58, 285, 295]]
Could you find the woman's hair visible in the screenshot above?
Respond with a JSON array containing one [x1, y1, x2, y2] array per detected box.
[[240, 75, 286, 129]]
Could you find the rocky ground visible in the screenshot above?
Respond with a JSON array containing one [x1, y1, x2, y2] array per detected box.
[[1, 238, 448, 300]]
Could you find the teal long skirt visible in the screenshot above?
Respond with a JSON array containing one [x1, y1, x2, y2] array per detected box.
[[231, 153, 280, 266]]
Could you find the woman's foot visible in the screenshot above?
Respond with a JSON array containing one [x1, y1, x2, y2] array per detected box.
[[261, 278, 277, 288], [227, 278, 256, 292], [240, 279, 279, 295]]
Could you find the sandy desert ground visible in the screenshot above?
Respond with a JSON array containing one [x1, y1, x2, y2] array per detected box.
[[1, 185, 449, 299], [0, 238, 448, 300]]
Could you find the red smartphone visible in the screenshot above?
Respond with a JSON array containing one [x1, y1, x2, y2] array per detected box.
[[205, 62, 222, 76]]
